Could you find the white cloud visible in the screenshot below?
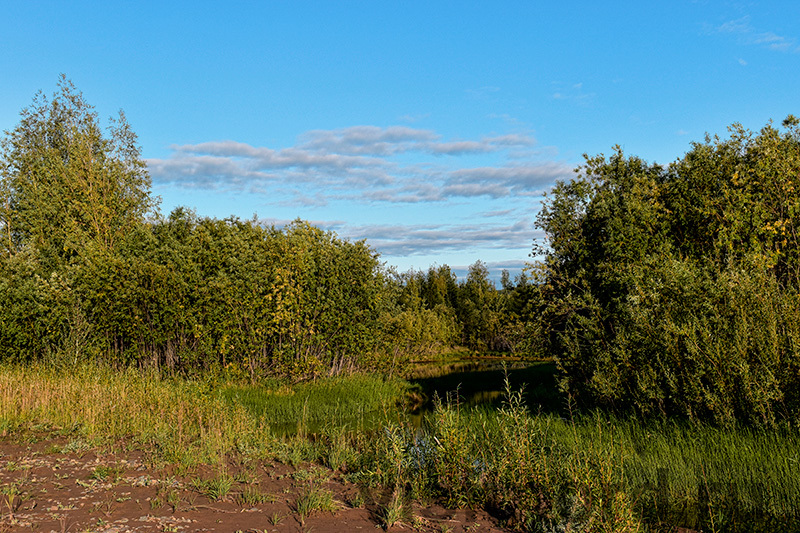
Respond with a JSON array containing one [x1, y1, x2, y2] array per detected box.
[[354, 160, 570, 204], [148, 125, 569, 262], [755, 32, 794, 51], [465, 86, 501, 99], [428, 140, 495, 155], [715, 16, 799, 53], [717, 16, 751, 35], [299, 126, 437, 155], [550, 81, 596, 105], [398, 113, 430, 123], [342, 219, 543, 257], [252, 216, 541, 282], [480, 208, 516, 218], [147, 126, 568, 204]]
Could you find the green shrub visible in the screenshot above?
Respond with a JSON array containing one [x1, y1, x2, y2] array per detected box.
[[535, 117, 800, 425]]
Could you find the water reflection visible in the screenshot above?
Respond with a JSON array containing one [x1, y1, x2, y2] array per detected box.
[[409, 359, 559, 415], [238, 359, 560, 436]]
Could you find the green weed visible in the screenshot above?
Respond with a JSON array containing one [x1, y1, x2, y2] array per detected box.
[[295, 484, 337, 525], [347, 490, 365, 508], [380, 488, 407, 529], [192, 474, 233, 501], [90, 464, 125, 483], [325, 425, 358, 471], [236, 485, 273, 506], [292, 466, 329, 483], [2, 481, 23, 517]]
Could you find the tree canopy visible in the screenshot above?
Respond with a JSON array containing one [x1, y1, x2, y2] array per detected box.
[[1, 75, 154, 264], [534, 117, 800, 425], [14, 78, 800, 427]]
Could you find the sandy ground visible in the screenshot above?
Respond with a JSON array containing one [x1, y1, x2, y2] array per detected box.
[[0, 433, 508, 533]]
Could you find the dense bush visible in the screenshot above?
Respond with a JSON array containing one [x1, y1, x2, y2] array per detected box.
[[535, 117, 800, 424], [0, 80, 392, 378]]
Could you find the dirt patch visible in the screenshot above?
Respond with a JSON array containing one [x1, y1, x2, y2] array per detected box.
[[0, 433, 507, 532]]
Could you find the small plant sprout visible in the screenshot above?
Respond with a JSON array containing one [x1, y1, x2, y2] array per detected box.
[[193, 473, 234, 501], [91, 464, 125, 483], [381, 488, 406, 530], [2, 482, 23, 522]]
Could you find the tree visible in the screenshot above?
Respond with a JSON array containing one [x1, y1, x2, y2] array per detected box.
[[534, 118, 800, 425], [456, 261, 503, 350], [0, 76, 156, 363], [0, 75, 155, 264]]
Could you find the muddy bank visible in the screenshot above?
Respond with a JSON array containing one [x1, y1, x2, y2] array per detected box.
[[0, 433, 506, 533]]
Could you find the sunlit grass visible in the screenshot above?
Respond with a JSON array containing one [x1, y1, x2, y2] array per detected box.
[[605, 415, 800, 530], [220, 374, 410, 433], [295, 484, 337, 525], [0, 362, 275, 464], [403, 402, 800, 532]]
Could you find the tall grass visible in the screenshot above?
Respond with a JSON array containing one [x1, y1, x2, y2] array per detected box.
[[0, 363, 409, 465], [0, 363, 274, 464], [607, 415, 800, 531], [354, 384, 800, 532], [0, 363, 796, 532], [354, 388, 643, 532]]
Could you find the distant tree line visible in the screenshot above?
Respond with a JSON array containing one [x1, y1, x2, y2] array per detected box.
[[385, 262, 534, 356]]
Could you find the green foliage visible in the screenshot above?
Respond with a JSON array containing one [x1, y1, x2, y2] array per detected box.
[[455, 261, 503, 350], [0, 78, 539, 375], [100, 213, 388, 376], [354, 386, 645, 532], [379, 266, 461, 363], [0, 74, 153, 264], [0, 77, 153, 364], [384, 261, 535, 359], [295, 484, 337, 524], [0, 79, 407, 379], [262, 220, 386, 376], [535, 118, 800, 425]]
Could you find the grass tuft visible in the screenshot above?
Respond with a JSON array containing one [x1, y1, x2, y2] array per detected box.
[[236, 485, 273, 506], [295, 484, 337, 524], [380, 488, 407, 530], [192, 474, 233, 501]]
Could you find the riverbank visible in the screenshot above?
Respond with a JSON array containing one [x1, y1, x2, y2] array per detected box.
[[1, 363, 798, 532], [0, 430, 507, 532]]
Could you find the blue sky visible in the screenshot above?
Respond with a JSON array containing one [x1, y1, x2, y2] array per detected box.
[[2, 1, 799, 280]]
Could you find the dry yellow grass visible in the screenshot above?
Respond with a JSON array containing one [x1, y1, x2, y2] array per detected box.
[[0, 364, 275, 464]]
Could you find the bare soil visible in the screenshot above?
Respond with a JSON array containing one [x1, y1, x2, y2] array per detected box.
[[0, 433, 507, 533]]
